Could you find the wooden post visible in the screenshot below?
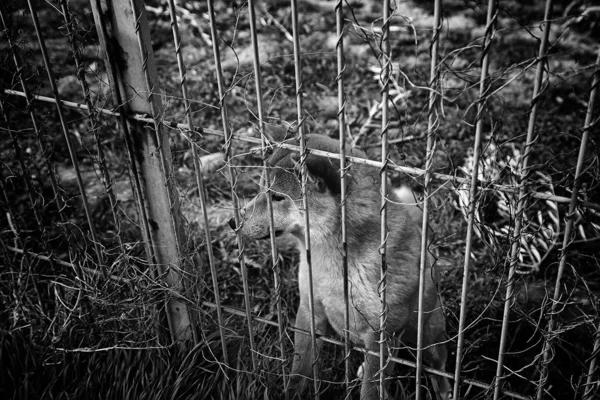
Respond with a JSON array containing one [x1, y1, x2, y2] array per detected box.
[[90, 0, 195, 344]]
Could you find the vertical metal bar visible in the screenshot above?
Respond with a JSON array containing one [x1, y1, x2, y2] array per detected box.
[[26, 0, 104, 269], [536, 46, 600, 400], [416, 0, 442, 398], [290, 0, 320, 396], [58, 0, 124, 255], [379, 1, 392, 398], [493, 2, 554, 399], [165, 0, 227, 360], [452, 0, 497, 398], [334, 0, 351, 393], [583, 321, 600, 400], [247, 0, 287, 391], [206, 0, 258, 370], [90, 0, 194, 344]]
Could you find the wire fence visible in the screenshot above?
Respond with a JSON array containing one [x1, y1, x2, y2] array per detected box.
[[1, 0, 599, 399]]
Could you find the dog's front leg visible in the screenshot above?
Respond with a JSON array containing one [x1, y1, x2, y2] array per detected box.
[[360, 331, 394, 400], [289, 298, 326, 397]]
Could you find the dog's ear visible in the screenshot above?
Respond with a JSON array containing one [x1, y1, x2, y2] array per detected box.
[[290, 152, 328, 193], [252, 123, 292, 144], [264, 124, 293, 142]]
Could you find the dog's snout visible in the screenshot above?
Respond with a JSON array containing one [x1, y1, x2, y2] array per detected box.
[[228, 217, 237, 230]]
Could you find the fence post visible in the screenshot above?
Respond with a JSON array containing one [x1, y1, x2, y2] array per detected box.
[[89, 0, 195, 344]]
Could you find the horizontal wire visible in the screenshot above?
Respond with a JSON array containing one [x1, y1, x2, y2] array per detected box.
[[4, 88, 598, 211]]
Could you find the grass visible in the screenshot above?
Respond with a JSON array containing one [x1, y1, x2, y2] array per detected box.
[[1, 0, 600, 399]]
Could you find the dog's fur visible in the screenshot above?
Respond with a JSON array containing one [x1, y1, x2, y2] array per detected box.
[[229, 131, 450, 399]]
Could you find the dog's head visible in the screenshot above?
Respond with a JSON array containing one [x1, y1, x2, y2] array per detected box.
[[229, 133, 378, 241]]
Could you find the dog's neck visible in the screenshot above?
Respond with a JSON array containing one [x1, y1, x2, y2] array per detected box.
[[294, 191, 398, 256]]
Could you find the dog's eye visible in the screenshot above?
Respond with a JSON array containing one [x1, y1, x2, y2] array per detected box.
[[271, 192, 285, 202]]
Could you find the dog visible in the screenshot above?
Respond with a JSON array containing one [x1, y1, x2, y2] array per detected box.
[[229, 128, 450, 400]]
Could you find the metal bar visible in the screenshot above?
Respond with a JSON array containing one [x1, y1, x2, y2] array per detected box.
[[536, 45, 600, 400], [583, 320, 600, 400], [90, 0, 194, 344], [494, 2, 554, 399], [165, 0, 226, 358], [199, 300, 532, 400], [289, 0, 320, 395], [26, 0, 104, 269], [379, 1, 392, 398], [5, 88, 600, 211], [58, 0, 125, 255], [247, 0, 288, 392], [206, 0, 258, 370], [334, 0, 351, 393], [416, 0, 442, 398], [452, 0, 497, 398]]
